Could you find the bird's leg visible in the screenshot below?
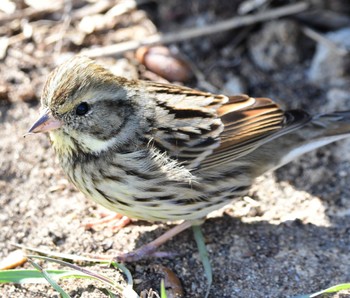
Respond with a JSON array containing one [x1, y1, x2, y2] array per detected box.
[[116, 220, 194, 262], [83, 208, 131, 230]]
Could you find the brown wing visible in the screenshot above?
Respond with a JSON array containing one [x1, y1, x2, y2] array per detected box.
[[145, 82, 308, 170], [145, 82, 226, 169], [200, 97, 311, 171], [198, 96, 284, 170]]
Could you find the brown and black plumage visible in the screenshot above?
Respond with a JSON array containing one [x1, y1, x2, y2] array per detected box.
[[29, 56, 350, 260]]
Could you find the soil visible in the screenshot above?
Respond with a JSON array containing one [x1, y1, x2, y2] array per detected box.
[[1, 1, 350, 297]]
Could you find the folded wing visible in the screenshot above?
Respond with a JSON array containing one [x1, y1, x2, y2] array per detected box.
[[146, 82, 309, 171]]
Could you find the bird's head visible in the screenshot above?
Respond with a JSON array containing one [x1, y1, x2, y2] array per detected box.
[[28, 56, 150, 156]]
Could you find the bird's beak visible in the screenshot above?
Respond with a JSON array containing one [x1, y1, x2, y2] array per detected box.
[[27, 109, 62, 134]]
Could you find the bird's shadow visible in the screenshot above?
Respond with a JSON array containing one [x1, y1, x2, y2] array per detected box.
[[128, 212, 350, 297], [274, 148, 350, 221], [110, 145, 350, 297], [126, 158, 350, 297]]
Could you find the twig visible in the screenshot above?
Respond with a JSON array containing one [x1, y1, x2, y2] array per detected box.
[[238, 0, 271, 15], [71, 0, 154, 21], [81, 2, 309, 58], [54, 0, 73, 54], [302, 26, 349, 56], [189, 62, 220, 94], [0, 5, 62, 25], [71, 0, 117, 20]]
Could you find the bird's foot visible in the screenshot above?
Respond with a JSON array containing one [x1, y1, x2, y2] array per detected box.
[[83, 209, 131, 230], [116, 245, 178, 262], [115, 220, 193, 262]]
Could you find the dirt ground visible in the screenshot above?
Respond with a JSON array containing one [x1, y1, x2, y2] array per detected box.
[[1, 1, 350, 297]]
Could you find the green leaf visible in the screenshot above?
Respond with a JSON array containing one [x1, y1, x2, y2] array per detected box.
[[28, 259, 71, 298], [310, 283, 350, 297], [28, 255, 118, 288], [192, 225, 212, 298], [5, 247, 139, 297], [293, 283, 350, 298], [160, 278, 167, 298], [110, 261, 133, 286], [0, 269, 89, 284], [109, 261, 139, 298], [104, 288, 119, 298]]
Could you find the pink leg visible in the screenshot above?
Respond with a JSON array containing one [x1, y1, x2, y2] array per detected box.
[[111, 216, 131, 230], [83, 211, 131, 230], [116, 220, 193, 262]]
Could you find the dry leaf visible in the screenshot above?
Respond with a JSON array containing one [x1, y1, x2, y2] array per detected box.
[[0, 250, 27, 270]]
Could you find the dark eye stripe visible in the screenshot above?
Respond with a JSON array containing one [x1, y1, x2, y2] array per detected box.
[[76, 102, 89, 116]]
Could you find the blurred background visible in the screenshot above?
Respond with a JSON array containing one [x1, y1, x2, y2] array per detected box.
[[1, 0, 349, 105], [1, 0, 350, 297]]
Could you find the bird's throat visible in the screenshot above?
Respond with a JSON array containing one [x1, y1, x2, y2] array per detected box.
[[49, 130, 77, 157]]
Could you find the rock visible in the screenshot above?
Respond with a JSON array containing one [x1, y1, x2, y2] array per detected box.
[[109, 58, 138, 80], [323, 88, 350, 162], [248, 20, 301, 71], [223, 74, 246, 95], [323, 88, 350, 112], [308, 27, 350, 87]]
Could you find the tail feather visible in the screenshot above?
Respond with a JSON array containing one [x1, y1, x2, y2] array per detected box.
[[240, 110, 350, 176], [312, 111, 350, 134]]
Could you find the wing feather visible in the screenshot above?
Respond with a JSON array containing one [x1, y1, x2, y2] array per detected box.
[[144, 82, 309, 171]]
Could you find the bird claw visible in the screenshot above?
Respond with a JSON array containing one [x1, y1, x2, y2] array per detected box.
[[116, 244, 157, 262], [83, 211, 131, 230], [116, 246, 179, 262], [116, 221, 193, 262]]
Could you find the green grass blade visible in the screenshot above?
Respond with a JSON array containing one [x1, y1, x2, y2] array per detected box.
[[310, 283, 350, 297], [0, 269, 88, 284], [110, 261, 133, 286], [160, 279, 167, 298], [105, 289, 119, 298], [293, 283, 350, 298], [12, 243, 112, 263], [5, 247, 138, 297], [28, 255, 120, 290], [28, 259, 71, 298], [192, 225, 212, 298], [110, 261, 138, 298]]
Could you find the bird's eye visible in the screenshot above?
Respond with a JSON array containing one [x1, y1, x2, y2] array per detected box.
[[76, 102, 89, 116]]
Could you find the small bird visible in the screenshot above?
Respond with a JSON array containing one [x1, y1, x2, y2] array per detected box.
[[28, 56, 350, 261]]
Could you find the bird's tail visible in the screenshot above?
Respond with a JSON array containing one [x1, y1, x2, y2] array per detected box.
[[244, 110, 350, 176], [310, 111, 350, 138]]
